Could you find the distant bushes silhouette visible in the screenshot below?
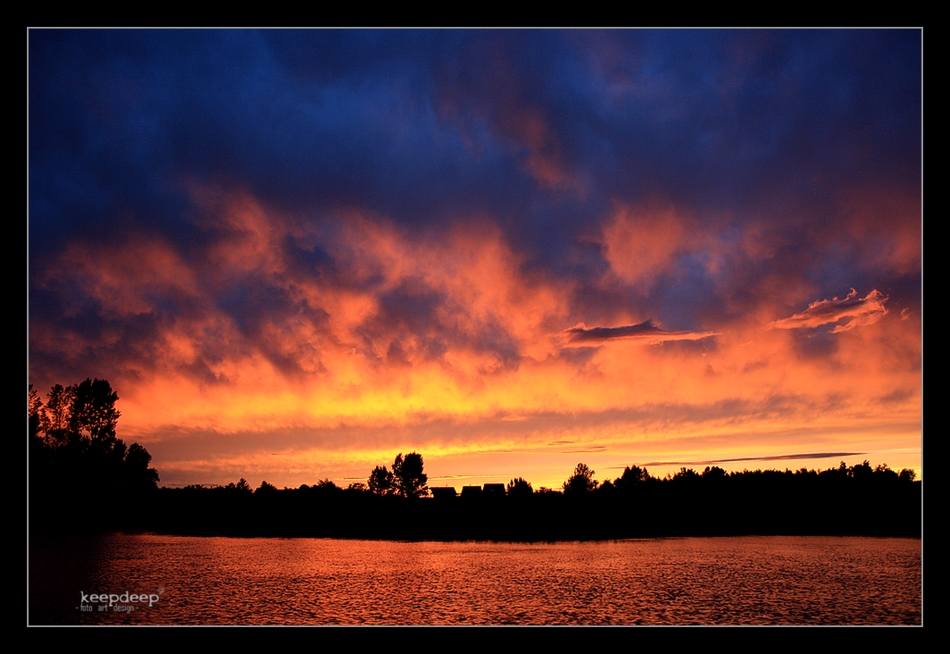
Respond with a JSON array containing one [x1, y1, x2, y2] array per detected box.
[[146, 456, 919, 540]]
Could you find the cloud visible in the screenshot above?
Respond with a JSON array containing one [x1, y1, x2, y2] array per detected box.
[[560, 319, 718, 346], [641, 452, 865, 468], [600, 203, 692, 290], [769, 289, 888, 333], [563, 445, 609, 454]]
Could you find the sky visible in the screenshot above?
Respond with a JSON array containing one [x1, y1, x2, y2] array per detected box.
[[28, 29, 922, 490]]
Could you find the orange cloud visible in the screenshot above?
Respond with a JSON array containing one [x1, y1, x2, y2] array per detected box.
[[768, 289, 888, 333], [600, 202, 693, 290], [39, 236, 201, 319]]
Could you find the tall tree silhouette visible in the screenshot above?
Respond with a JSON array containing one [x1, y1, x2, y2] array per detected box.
[[30, 378, 160, 532], [42, 383, 74, 446], [368, 465, 394, 496], [69, 378, 120, 445], [28, 384, 43, 441], [392, 452, 428, 498]]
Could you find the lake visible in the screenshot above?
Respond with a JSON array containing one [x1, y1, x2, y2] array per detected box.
[[28, 534, 921, 625]]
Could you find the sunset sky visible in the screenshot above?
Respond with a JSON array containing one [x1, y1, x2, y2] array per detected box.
[[28, 29, 922, 490]]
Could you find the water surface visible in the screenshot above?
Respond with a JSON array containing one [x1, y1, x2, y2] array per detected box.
[[29, 535, 921, 625]]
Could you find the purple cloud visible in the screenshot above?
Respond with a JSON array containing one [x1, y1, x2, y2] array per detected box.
[[561, 319, 718, 346]]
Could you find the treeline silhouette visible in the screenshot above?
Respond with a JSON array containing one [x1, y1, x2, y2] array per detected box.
[[29, 379, 160, 533], [150, 458, 920, 540], [28, 380, 919, 539]]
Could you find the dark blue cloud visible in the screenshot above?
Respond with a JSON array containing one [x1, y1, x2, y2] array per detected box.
[[31, 29, 920, 243], [562, 319, 717, 346]]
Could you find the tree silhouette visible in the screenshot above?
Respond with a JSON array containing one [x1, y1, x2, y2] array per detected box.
[[69, 378, 120, 445], [507, 477, 533, 497], [42, 383, 74, 446], [28, 384, 43, 441], [124, 442, 160, 491], [224, 478, 252, 493], [368, 465, 394, 496], [392, 452, 428, 498], [702, 465, 727, 479], [30, 379, 159, 497], [563, 463, 597, 494], [615, 465, 650, 491], [850, 460, 873, 482]]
